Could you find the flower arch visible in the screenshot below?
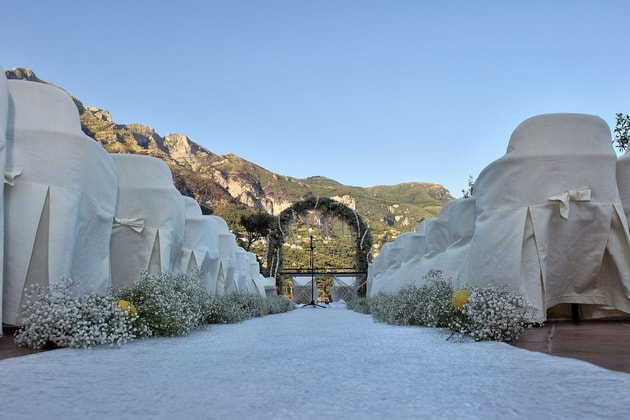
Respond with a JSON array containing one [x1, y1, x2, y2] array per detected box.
[[264, 195, 373, 283]]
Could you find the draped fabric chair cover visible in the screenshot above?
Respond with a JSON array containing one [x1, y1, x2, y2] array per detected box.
[[0, 68, 8, 330], [385, 220, 429, 293], [233, 248, 255, 294], [109, 154, 185, 290], [417, 198, 475, 287], [616, 149, 630, 223], [367, 242, 396, 296], [219, 231, 238, 295], [376, 231, 420, 294], [262, 277, 278, 297], [291, 276, 316, 304], [4, 80, 118, 326], [331, 276, 356, 302], [247, 252, 267, 297], [178, 196, 220, 295], [464, 114, 630, 322]]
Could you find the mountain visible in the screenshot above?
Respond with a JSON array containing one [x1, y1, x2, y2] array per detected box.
[[4, 67, 453, 251]]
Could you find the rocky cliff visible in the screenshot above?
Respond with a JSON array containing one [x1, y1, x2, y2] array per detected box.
[[4, 67, 453, 244]]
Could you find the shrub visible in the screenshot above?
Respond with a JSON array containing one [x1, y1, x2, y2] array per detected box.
[[263, 295, 296, 314], [346, 297, 370, 314], [351, 269, 533, 342], [205, 293, 295, 324], [15, 277, 149, 349], [117, 270, 208, 336]]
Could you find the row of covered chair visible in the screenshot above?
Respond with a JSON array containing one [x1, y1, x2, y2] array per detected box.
[[368, 113, 630, 323], [0, 68, 273, 331]]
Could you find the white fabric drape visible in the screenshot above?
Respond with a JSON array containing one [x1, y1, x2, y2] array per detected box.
[[417, 198, 475, 287], [109, 154, 185, 290], [0, 67, 8, 331], [4, 80, 118, 325], [331, 276, 356, 302], [291, 276, 316, 304], [178, 196, 221, 295], [463, 114, 630, 322]]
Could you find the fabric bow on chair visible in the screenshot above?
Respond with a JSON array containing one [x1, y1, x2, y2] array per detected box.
[[547, 187, 591, 219], [113, 217, 145, 233], [4, 168, 22, 186]]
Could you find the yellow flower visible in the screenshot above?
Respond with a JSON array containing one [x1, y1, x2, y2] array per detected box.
[[115, 299, 137, 317], [452, 289, 471, 310]]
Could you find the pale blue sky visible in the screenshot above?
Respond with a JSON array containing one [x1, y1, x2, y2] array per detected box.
[[3, 1, 630, 197]]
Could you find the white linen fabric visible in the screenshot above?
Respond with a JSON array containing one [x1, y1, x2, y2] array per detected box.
[[366, 242, 397, 295], [291, 276, 316, 304], [616, 148, 630, 223], [464, 113, 630, 322], [178, 196, 221, 295], [367, 113, 630, 322], [109, 154, 185, 290], [393, 221, 430, 288], [417, 198, 475, 287], [331, 276, 356, 302], [0, 67, 8, 330], [262, 277, 278, 296], [377, 231, 421, 293], [3, 80, 118, 325], [247, 252, 267, 297], [233, 247, 255, 294], [218, 229, 238, 296]]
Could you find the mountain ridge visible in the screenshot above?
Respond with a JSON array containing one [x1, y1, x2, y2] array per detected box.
[[4, 67, 453, 249]]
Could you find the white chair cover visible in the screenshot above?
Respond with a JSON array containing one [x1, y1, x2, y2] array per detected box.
[[109, 154, 185, 290], [464, 113, 630, 322], [417, 198, 475, 287], [376, 232, 419, 294], [234, 248, 255, 294], [331, 276, 356, 302], [616, 149, 630, 223], [262, 277, 278, 297], [385, 220, 430, 292], [247, 252, 267, 297], [291, 276, 316, 304], [178, 196, 221, 295], [4, 80, 118, 325], [219, 232, 238, 295], [0, 67, 8, 330], [366, 242, 396, 295]]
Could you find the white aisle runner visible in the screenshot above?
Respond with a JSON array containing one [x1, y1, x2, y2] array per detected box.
[[1, 305, 629, 419]]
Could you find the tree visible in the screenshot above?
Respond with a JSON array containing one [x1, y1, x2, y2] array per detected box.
[[614, 113, 630, 152], [239, 212, 275, 251], [461, 175, 475, 198]]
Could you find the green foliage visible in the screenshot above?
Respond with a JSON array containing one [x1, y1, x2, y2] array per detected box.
[[240, 212, 275, 250], [461, 175, 475, 198], [266, 196, 373, 287], [346, 297, 371, 314], [205, 293, 295, 324], [614, 113, 630, 152]]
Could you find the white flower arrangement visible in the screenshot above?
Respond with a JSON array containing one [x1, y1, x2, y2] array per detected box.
[[448, 286, 531, 342], [350, 270, 534, 342], [116, 270, 208, 337], [15, 277, 149, 349], [12, 270, 295, 349]]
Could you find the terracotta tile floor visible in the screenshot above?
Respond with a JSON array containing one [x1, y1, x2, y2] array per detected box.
[[510, 321, 630, 374], [2, 322, 630, 374]]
